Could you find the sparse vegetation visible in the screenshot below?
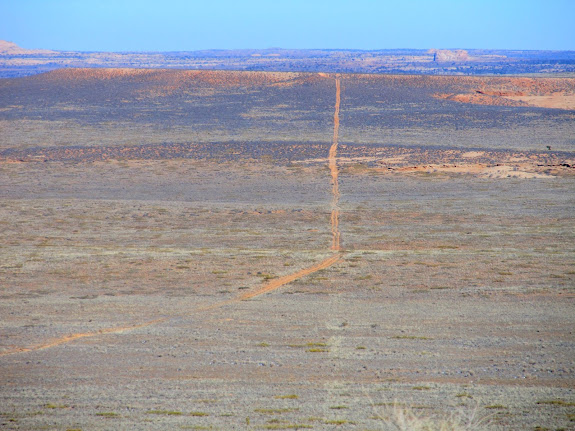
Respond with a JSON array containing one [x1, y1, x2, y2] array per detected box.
[[324, 419, 351, 425], [44, 403, 68, 409], [392, 335, 432, 340], [536, 400, 575, 407], [180, 426, 215, 430], [147, 410, 184, 415], [261, 424, 313, 430], [254, 408, 299, 415], [95, 412, 120, 417], [1, 63, 573, 431], [372, 402, 493, 431]]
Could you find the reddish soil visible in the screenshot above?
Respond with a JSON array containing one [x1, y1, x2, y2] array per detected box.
[[433, 76, 575, 109]]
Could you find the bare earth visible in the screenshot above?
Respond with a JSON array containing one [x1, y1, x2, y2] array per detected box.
[[0, 70, 574, 430]]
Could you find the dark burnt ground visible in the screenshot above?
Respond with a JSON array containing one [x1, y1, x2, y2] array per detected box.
[[2, 142, 573, 179], [0, 69, 334, 135], [1, 69, 574, 155], [1, 69, 574, 168], [0, 141, 329, 163], [338, 74, 575, 152]]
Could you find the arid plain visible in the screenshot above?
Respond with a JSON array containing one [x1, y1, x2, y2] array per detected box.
[[1, 70, 574, 430]]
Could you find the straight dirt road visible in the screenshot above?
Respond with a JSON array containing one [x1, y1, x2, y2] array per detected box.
[[329, 78, 341, 252]]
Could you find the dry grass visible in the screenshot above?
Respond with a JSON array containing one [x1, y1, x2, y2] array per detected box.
[[372, 401, 492, 431]]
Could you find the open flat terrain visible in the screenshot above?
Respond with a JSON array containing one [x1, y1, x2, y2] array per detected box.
[[1, 69, 574, 430]]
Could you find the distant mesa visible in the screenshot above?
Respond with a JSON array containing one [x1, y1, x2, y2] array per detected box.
[[0, 40, 55, 55], [428, 49, 470, 62], [1, 41, 573, 78]]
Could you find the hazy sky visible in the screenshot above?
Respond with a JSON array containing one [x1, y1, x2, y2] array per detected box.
[[1, 0, 574, 51]]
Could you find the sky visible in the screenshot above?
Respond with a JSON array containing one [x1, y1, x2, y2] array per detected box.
[[1, 0, 574, 52]]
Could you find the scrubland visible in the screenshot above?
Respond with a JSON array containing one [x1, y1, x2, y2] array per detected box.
[[0, 69, 574, 430]]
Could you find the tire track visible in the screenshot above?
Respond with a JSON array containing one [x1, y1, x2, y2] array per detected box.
[[2, 74, 345, 356], [196, 254, 343, 312], [199, 75, 343, 308], [0, 318, 166, 357], [329, 77, 342, 251]]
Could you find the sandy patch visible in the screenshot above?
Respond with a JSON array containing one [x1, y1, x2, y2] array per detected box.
[[378, 156, 408, 164], [508, 156, 530, 162], [435, 93, 529, 107], [386, 163, 554, 179], [482, 164, 553, 179], [505, 93, 575, 110], [461, 151, 485, 158]]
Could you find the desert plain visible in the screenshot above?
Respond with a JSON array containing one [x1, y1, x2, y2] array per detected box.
[[0, 69, 574, 430]]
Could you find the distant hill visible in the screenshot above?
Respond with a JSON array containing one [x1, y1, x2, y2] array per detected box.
[[0, 40, 574, 78], [0, 40, 55, 55]]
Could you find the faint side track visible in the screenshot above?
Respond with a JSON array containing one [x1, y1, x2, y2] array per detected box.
[[0, 318, 166, 357], [1, 74, 345, 356], [1, 255, 343, 356], [197, 254, 342, 311], [240, 254, 341, 300]]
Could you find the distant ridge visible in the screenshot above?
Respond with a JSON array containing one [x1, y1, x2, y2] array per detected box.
[[0, 40, 574, 78], [0, 40, 55, 55]]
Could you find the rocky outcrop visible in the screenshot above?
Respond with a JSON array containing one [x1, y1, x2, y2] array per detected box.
[[435, 92, 530, 107]]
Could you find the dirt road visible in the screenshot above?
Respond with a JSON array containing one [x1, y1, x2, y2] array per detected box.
[[2, 74, 345, 356], [178, 76, 345, 307], [329, 78, 341, 251], [0, 318, 167, 357], [228, 75, 344, 299]]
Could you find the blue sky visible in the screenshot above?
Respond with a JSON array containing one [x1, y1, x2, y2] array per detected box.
[[1, 0, 574, 51]]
